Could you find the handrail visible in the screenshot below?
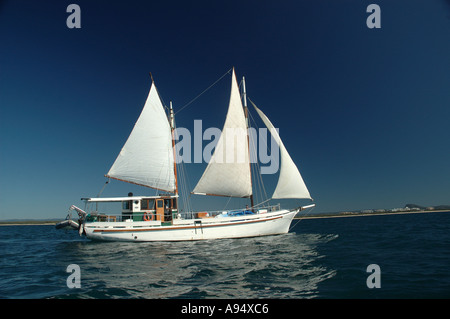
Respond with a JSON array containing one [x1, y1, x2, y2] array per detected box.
[[83, 204, 282, 223]]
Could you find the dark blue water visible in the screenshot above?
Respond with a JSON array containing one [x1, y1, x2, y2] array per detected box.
[[1, 212, 449, 299]]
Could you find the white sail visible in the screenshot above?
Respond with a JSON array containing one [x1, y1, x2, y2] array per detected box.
[[106, 82, 176, 192], [192, 69, 252, 197], [251, 101, 312, 200]]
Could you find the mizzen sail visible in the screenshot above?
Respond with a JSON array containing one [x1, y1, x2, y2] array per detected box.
[[192, 69, 252, 197], [106, 82, 176, 192]]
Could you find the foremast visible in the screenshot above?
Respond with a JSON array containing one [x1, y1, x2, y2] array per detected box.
[[242, 76, 254, 210]]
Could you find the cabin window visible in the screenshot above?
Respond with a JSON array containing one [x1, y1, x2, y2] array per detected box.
[[172, 198, 177, 209], [141, 199, 155, 210], [157, 200, 164, 208], [122, 201, 130, 210]]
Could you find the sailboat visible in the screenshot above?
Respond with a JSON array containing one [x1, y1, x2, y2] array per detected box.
[[57, 68, 314, 241]]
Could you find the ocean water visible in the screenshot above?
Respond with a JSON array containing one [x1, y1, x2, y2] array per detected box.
[[1, 212, 449, 299]]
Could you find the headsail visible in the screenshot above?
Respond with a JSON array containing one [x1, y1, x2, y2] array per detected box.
[[106, 81, 176, 192], [192, 69, 252, 197], [250, 100, 312, 200]]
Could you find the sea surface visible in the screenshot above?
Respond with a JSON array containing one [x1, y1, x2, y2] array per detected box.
[[1, 211, 449, 299]]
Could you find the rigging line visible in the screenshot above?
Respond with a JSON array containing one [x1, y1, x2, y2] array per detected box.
[[289, 206, 316, 231], [250, 142, 264, 204], [174, 68, 233, 115], [180, 160, 193, 213], [223, 196, 233, 211], [253, 198, 271, 208], [173, 123, 192, 213], [248, 107, 269, 202], [96, 178, 110, 198]]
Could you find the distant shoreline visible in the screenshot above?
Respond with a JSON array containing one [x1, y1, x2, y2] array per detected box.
[[295, 209, 449, 220], [0, 209, 448, 226], [0, 221, 57, 226]]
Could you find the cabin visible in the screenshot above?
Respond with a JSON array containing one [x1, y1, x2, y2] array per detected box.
[[82, 194, 179, 224], [122, 194, 178, 222]]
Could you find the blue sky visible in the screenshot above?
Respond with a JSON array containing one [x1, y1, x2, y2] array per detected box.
[[1, 0, 450, 220]]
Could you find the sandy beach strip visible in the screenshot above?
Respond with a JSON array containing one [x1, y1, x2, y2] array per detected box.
[[0, 221, 57, 226], [295, 209, 449, 220]]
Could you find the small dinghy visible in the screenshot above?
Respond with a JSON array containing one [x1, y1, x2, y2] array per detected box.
[[55, 219, 79, 230]]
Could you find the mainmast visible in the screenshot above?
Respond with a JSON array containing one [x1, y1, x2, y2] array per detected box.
[[169, 101, 179, 195], [242, 76, 254, 210]]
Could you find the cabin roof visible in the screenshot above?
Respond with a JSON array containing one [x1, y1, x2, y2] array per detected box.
[[82, 195, 178, 203]]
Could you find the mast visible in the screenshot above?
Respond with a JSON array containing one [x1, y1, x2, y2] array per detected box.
[[169, 101, 179, 195], [242, 76, 254, 210]]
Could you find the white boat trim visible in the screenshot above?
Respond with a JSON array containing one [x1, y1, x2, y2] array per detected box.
[[83, 209, 298, 242], [91, 215, 282, 233]]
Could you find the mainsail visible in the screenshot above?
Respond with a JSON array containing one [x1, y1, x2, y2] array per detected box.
[[106, 81, 176, 192], [192, 69, 252, 197], [251, 101, 312, 200]]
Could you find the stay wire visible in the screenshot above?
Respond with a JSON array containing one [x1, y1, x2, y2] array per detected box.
[[174, 68, 232, 115], [289, 206, 316, 231]]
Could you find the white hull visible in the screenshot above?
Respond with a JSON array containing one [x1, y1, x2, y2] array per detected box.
[[83, 209, 298, 242]]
